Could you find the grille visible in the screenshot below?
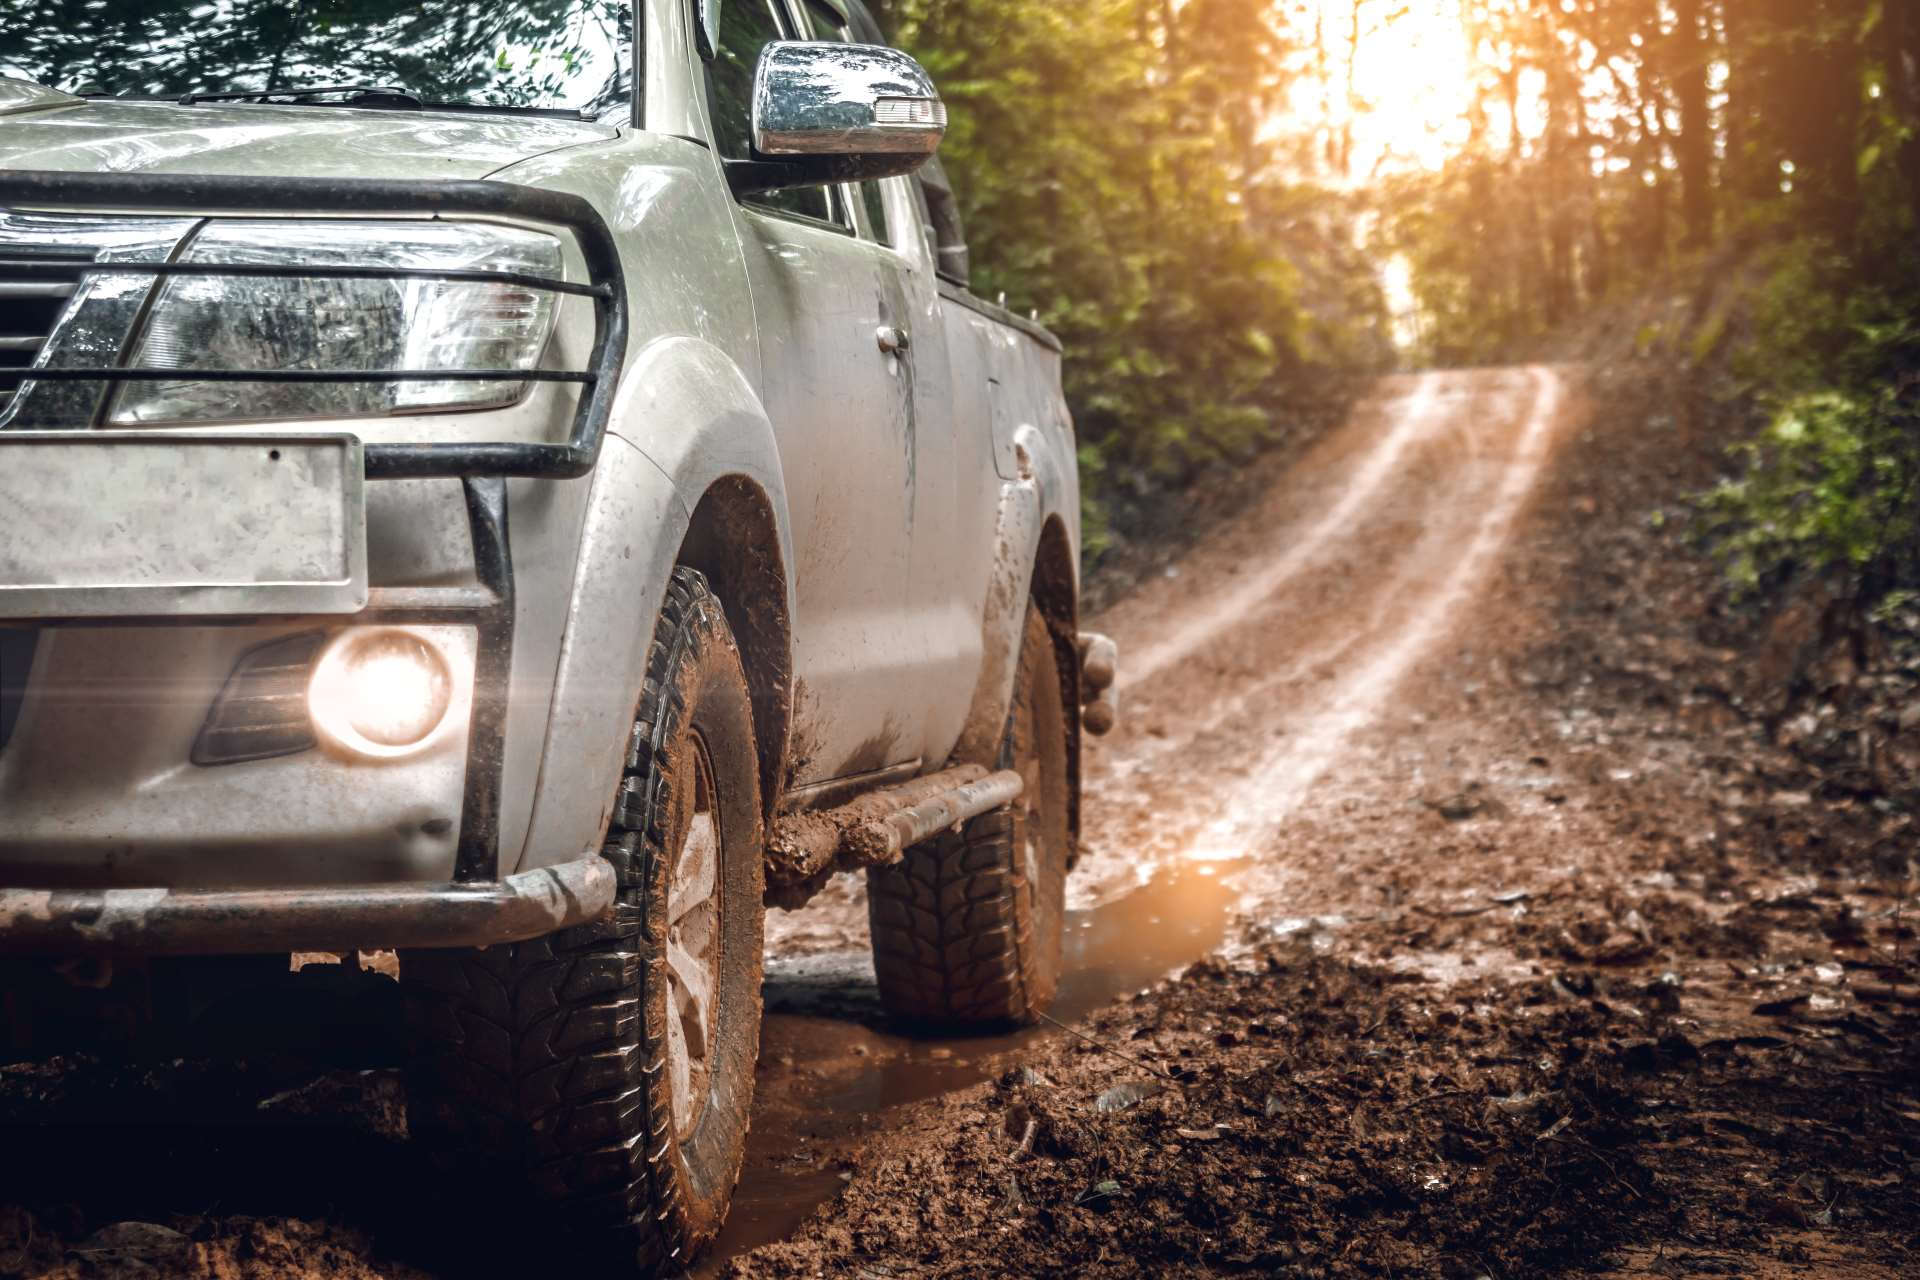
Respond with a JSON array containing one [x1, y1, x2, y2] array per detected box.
[[0, 259, 86, 412]]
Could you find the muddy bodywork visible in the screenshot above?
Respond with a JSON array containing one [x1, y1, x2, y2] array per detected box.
[[0, 0, 1080, 953]]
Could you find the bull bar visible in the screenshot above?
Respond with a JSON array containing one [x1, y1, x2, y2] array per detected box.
[[0, 169, 631, 953]]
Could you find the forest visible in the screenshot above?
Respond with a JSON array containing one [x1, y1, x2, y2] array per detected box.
[[871, 0, 1920, 612]]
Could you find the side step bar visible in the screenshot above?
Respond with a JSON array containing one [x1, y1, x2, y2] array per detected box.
[[767, 764, 1024, 906]]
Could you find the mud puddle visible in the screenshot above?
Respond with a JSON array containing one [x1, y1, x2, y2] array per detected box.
[[697, 859, 1246, 1271]]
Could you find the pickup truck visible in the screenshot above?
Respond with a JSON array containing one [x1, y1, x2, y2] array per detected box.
[[0, 0, 1119, 1270]]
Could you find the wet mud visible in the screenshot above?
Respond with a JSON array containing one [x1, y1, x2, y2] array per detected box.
[[4, 363, 1917, 1277]]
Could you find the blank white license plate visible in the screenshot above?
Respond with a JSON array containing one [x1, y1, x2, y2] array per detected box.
[[0, 434, 367, 617]]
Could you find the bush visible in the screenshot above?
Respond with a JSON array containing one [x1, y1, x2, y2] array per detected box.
[[1707, 248, 1920, 605]]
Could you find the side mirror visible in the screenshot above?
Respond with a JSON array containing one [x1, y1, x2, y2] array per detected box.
[[730, 42, 946, 196]]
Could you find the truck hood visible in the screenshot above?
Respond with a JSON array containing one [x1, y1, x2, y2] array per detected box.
[[0, 98, 617, 183]]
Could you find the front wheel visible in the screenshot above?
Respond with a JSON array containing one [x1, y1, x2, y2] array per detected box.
[[402, 568, 764, 1274], [867, 602, 1072, 1025]]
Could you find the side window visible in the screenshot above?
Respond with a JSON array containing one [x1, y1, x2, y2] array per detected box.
[[859, 181, 892, 246], [909, 174, 939, 262], [917, 156, 971, 284], [792, 0, 890, 245], [707, 0, 835, 223]]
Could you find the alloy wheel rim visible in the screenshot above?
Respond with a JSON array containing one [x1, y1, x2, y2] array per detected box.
[[664, 734, 722, 1143], [1019, 754, 1043, 909]]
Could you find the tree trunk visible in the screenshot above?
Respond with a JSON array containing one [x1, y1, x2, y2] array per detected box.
[[1578, 105, 1611, 300], [1891, 0, 1920, 228], [1341, 0, 1365, 179], [1314, 3, 1335, 172], [1640, 93, 1671, 271], [1544, 50, 1578, 323], [1751, 0, 1865, 241], [1673, 0, 1714, 248], [1804, 0, 1866, 244]]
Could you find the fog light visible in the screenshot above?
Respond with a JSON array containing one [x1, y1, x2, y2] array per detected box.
[[308, 630, 454, 759]]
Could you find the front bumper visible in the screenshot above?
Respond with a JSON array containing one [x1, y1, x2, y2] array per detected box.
[[0, 853, 615, 956]]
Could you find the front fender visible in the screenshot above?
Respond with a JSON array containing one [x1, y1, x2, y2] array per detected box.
[[514, 337, 796, 873], [612, 335, 797, 567]]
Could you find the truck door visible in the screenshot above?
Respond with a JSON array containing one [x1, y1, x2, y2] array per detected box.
[[707, 0, 923, 789], [791, 0, 975, 774]]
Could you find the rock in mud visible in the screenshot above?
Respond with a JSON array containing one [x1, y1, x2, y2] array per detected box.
[[1427, 785, 1510, 821], [69, 1222, 191, 1270]]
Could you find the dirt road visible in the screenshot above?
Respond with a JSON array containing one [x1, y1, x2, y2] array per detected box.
[[5, 365, 1916, 1277]]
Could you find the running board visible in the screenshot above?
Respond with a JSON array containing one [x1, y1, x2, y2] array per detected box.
[[766, 764, 1025, 906]]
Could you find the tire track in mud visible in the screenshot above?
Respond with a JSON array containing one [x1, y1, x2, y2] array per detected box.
[[1077, 366, 1561, 904], [1117, 371, 1445, 694], [1167, 367, 1561, 863], [711, 365, 1573, 1272]]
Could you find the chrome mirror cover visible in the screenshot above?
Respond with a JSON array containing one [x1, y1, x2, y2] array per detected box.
[[752, 42, 947, 160]]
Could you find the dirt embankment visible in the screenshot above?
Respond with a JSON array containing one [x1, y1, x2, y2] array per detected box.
[[729, 362, 1920, 1278]]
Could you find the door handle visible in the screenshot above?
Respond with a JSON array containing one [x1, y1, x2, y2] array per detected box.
[[876, 325, 910, 355]]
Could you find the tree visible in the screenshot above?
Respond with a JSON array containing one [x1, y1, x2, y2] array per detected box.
[[1672, 0, 1714, 248]]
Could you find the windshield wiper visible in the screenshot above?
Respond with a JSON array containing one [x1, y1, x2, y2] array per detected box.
[[177, 84, 422, 109]]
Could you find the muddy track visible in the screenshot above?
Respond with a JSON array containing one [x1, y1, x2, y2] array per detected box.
[[730, 358, 1919, 1278], [8, 364, 1912, 1277]]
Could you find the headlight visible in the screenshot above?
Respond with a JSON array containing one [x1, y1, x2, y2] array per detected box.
[[109, 220, 564, 425]]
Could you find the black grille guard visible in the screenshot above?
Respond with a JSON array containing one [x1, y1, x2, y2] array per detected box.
[[0, 170, 633, 884], [0, 168, 628, 479]]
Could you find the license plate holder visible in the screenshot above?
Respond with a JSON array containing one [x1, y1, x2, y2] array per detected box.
[[0, 433, 367, 618]]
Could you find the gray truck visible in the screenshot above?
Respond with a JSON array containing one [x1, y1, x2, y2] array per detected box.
[[0, 0, 1119, 1269]]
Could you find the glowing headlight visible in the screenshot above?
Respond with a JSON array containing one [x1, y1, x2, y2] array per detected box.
[[309, 629, 455, 760], [109, 220, 563, 425]]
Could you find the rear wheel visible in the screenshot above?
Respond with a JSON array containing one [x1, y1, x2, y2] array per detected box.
[[402, 568, 764, 1274], [867, 603, 1072, 1025]]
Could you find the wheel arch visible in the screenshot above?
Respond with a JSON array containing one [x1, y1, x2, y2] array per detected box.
[[515, 336, 798, 873], [677, 475, 794, 823], [1030, 513, 1083, 850]]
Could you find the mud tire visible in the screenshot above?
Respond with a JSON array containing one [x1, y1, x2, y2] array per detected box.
[[867, 604, 1072, 1026], [401, 568, 764, 1275]]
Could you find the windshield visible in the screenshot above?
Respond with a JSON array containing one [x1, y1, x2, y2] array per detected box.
[[0, 0, 634, 116]]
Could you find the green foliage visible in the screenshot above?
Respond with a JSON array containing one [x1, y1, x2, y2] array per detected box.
[[871, 0, 1389, 547], [1708, 256, 1920, 603], [1736, 240, 1855, 393], [1378, 0, 1919, 608]]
